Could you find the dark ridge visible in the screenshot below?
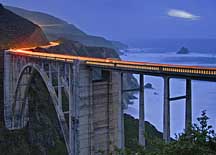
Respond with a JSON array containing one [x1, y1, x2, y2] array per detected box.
[[6, 6, 127, 50], [0, 4, 49, 49]]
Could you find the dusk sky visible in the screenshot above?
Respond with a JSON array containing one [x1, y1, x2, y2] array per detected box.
[[1, 0, 216, 42]]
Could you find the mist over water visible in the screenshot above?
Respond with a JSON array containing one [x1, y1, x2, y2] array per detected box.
[[121, 49, 216, 138], [126, 39, 216, 54]]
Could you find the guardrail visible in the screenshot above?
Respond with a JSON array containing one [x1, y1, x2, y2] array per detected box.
[[7, 50, 216, 76]]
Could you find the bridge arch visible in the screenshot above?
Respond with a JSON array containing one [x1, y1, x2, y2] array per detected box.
[[12, 63, 70, 152]]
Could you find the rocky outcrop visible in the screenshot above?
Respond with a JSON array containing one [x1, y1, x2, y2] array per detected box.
[[177, 47, 190, 54], [144, 83, 154, 89], [0, 4, 49, 49], [33, 39, 119, 58]]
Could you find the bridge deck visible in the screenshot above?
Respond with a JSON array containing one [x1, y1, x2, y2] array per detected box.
[[7, 49, 216, 81]]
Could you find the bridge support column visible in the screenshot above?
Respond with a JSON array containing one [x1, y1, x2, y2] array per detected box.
[[139, 74, 145, 147], [92, 70, 122, 155], [185, 79, 192, 130], [57, 65, 62, 110], [120, 73, 125, 150], [4, 51, 12, 128], [69, 60, 80, 155], [41, 62, 45, 71], [49, 63, 52, 84], [163, 77, 170, 142], [75, 64, 94, 155], [0, 51, 4, 127]]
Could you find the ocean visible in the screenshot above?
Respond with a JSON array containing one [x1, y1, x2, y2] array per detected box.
[[121, 49, 216, 138]]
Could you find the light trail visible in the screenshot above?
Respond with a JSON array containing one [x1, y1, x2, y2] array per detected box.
[[10, 41, 60, 51], [38, 24, 64, 27], [8, 42, 216, 76]]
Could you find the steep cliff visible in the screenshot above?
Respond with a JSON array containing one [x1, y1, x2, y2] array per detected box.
[[0, 4, 49, 49], [6, 6, 126, 50], [34, 39, 119, 58]]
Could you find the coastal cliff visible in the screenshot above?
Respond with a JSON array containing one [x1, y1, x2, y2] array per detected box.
[[6, 6, 124, 50], [0, 4, 49, 49]]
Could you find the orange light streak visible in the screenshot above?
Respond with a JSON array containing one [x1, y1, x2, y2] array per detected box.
[[8, 42, 216, 72]]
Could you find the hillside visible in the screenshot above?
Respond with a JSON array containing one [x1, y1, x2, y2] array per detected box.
[[111, 41, 128, 50], [33, 39, 119, 58], [0, 4, 49, 49], [6, 6, 125, 50], [0, 3, 49, 127], [124, 114, 163, 152], [0, 73, 67, 155]]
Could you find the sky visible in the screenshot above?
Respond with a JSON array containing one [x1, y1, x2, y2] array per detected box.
[[1, 0, 216, 43]]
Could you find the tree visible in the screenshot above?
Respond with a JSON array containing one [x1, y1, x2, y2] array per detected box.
[[154, 110, 216, 155], [121, 110, 216, 155]]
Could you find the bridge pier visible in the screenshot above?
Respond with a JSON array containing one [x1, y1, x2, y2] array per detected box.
[[121, 73, 146, 148], [69, 60, 80, 155], [163, 77, 192, 142], [57, 65, 62, 110], [91, 70, 122, 155], [67, 65, 123, 155], [185, 79, 192, 130], [139, 74, 145, 147], [48, 63, 52, 84], [163, 77, 170, 142], [4, 52, 12, 128], [0, 51, 4, 127], [120, 73, 125, 150], [73, 62, 93, 155]]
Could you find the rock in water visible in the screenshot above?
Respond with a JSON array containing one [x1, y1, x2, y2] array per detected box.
[[144, 83, 154, 89], [0, 4, 49, 49], [177, 47, 190, 54]]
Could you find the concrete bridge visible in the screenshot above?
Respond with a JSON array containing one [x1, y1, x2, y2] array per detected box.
[[3, 48, 216, 155]]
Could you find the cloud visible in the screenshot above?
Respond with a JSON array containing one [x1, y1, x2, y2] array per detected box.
[[168, 9, 200, 20]]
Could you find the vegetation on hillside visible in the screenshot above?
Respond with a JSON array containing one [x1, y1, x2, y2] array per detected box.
[[0, 73, 67, 155], [122, 111, 216, 155], [124, 114, 163, 152]]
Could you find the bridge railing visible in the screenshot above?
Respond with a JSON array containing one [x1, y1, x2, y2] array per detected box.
[[7, 50, 216, 79]]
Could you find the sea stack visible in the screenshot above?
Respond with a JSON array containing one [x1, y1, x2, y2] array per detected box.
[[177, 47, 190, 54]]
